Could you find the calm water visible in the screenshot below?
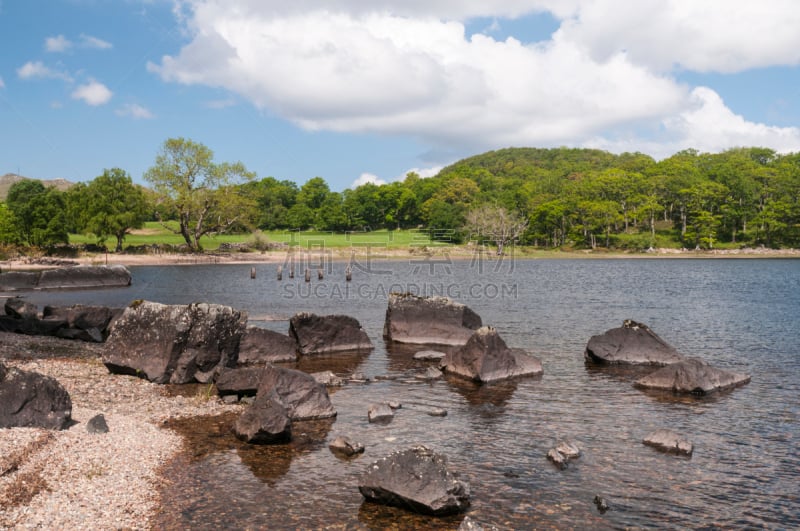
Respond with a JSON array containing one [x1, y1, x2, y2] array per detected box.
[[19, 258, 800, 529]]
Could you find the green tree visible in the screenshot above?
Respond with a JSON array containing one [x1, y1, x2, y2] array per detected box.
[[5, 180, 68, 247], [464, 204, 529, 254], [81, 168, 149, 252], [144, 138, 255, 251]]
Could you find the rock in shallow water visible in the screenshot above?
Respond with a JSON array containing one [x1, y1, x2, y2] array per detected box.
[[634, 357, 750, 395], [585, 320, 685, 366], [441, 326, 543, 383], [358, 445, 470, 515], [329, 436, 365, 457], [643, 428, 693, 456], [383, 293, 482, 346]]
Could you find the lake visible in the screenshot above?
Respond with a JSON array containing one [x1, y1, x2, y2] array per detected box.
[[19, 257, 800, 529]]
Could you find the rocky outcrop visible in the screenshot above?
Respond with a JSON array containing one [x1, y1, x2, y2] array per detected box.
[[238, 326, 297, 364], [441, 326, 543, 383], [585, 320, 685, 366], [289, 313, 373, 355], [0, 265, 131, 291], [256, 365, 337, 420], [103, 301, 247, 384], [0, 362, 72, 429], [643, 428, 693, 456], [634, 358, 751, 395], [234, 390, 292, 444], [358, 446, 471, 515], [383, 293, 482, 346]]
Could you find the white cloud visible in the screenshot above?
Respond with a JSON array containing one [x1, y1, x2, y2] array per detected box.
[[45, 34, 72, 52], [351, 173, 387, 188], [0, 76, 4, 89], [115, 103, 155, 119], [71, 80, 113, 106], [403, 166, 443, 179], [150, 1, 800, 161], [80, 34, 113, 50], [17, 61, 72, 81]]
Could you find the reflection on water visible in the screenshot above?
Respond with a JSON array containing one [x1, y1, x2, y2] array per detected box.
[[17, 259, 800, 529]]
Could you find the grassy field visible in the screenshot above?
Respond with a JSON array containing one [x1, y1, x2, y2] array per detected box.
[[69, 222, 439, 250]]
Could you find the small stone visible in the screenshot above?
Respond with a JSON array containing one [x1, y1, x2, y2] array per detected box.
[[414, 350, 446, 361], [643, 428, 693, 456], [594, 495, 609, 513], [387, 401, 402, 410], [427, 408, 448, 417], [368, 403, 394, 423], [547, 448, 568, 469], [87, 414, 109, 434], [221, 394, 239, 404], [329, 436, 365, 457]]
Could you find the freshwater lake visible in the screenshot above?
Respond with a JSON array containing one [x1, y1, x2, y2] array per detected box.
[[20, 257, 800, 529]]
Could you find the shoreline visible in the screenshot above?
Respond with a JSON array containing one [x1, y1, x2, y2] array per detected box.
[[1, 246, 798, 270], [0, 333, 243, 529]]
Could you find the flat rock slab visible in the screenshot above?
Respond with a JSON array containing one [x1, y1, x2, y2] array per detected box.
[[0, 265, 131, 291], [359, 446, 470, 516], [634, 357, 751, 395], [442, 326, 543, 383], [383, 293, 482, 346], [289, 313, 373, 355], [585, 320, 685, 366], [238, 326, 298, 364], [643, 428, 693, 456]]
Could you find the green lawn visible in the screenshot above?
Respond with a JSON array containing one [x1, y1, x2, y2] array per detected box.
[[69, 222, 438, 251]]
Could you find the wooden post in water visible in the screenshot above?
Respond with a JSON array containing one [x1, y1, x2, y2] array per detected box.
[[277, 265, 283, 280], [289, 265, 295, 278], [304, 268, 311, 282], [318, 268, 324, 280], [345, 265, 352, 282], [250, 267, 256, 279]]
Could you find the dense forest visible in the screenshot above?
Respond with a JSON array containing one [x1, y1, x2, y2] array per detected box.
[[1, 143, 799, 251]]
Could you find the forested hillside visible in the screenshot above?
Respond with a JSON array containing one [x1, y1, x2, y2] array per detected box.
[[2, 145, 799, 251]]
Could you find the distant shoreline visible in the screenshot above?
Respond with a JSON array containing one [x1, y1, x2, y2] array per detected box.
[[2, 246, 799, 271]]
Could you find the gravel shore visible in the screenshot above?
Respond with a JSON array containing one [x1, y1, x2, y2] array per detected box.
[[0, 333, 243, 530]]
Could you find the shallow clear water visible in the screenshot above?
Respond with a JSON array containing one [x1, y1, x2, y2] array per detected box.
[[19, 258, 800, 529]]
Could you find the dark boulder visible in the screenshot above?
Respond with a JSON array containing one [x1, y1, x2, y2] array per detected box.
[[329, 436, 365, 457], [441, 326, 543, 383], [256, 365, 337, 420], [4, 297, 38, 319], [43, 304, 122, 342], [383, 293, 482, 346], [103, 301, 247, 384], [238, 326, 298, 364], [358, 446, 471, 516], [634, 357, 750, 395], [215, 366, 265, 397], [234, 390, 292, 444], [289, 313, 373, 355], [643, 428, 693, 456], [0, 362, 72, 430], [585, 320, 685, 366]]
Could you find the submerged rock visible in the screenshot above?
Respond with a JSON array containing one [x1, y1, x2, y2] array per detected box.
[[414, 350, 447, 361], [585, 320, 685, 366], [289, 312, 373, 355], [634, 357, 751, 395], [441, 326, 543, 383], [383, 293, 482, 346], [358, 446, 471, 515], [643, 428, 693, 456], [0, 362, 72, 430]]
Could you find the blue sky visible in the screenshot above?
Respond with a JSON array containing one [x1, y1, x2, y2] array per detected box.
[[1, 1, 799, 191]]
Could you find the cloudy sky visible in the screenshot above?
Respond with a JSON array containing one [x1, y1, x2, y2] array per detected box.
[[1, 0, 799, 190]]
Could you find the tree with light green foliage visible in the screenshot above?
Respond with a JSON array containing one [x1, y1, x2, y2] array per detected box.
[[144, 137, 255, 251]]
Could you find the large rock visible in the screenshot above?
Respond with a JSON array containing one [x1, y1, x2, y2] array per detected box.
[[256, 365, 337, 420], [441, 326, 543, 383], [634, 358, 751, 395], [289, 313, 372, 355], [643, 428, 693, 456], [215, 366, 264, 397], [0, 362, 72, 429], [103, 301, 247, 384], [358, 446, 471, 515], [238, 326, 298, 363], [585, 320, 685, 366], [0, 265, 131, 291], [234, 390, 292, 444], [43, 304, 122, 342], [384, 293, 482, 346], [4, 297, 38, 319]]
